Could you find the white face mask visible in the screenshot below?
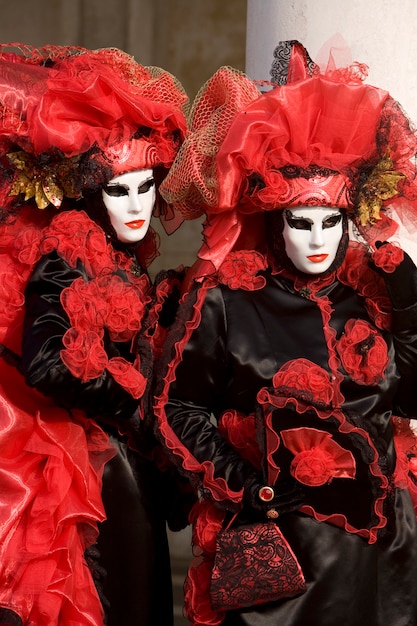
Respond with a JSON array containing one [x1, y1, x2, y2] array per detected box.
[[282, 206, 344, 274], [102, 168, 155, 244]]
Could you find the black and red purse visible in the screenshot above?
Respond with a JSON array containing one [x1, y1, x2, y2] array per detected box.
[[210, 519, 306, 611]]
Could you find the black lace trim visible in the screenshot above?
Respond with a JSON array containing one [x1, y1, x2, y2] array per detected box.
[[280, 164, 340, 179], [270, 40, 320, 86]]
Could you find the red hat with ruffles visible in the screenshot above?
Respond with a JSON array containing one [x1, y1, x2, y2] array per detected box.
[[160, 41, 417, 276], [0, 42, 189, 217]]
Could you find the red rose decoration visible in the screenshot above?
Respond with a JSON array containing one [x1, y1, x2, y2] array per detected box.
[[103, 276, 145, 341], [372, 242, 404, 273], [336, 318, 389, 386], [219, 409, 262, 468], [218, 251, 267, 290], [107, 357, 146, 399], [337, 242, 392, 330], [338, 242, 369, 290], [256, 169, 287, 209], [272, 358, 335, 406], [61, 278, 108, 333], [42, 211, 115, 277], [281, 427, 356, 486], [61, 328, 108, 381], [190, 499, 224, 554]]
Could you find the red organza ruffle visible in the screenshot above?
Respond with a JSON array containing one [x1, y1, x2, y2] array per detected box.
[[0, 361, 115, 626], [154, 281, 244, 506], [183, 500, 225, 626]]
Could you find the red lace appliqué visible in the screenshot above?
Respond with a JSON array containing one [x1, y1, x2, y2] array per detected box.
[[217, 250, 267, 290], [336, 318, 389, 386]]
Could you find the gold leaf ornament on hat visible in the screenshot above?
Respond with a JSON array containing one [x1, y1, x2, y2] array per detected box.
[[8, 151, 81, 209], [357, 152, 405, 226]]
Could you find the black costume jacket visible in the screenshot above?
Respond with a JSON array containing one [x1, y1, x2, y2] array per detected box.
[[156, 243, 417, 626]]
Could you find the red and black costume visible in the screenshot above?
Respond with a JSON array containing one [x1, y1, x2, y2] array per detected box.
[[0, 44, 188, 626], [155, 42, 417, 626]]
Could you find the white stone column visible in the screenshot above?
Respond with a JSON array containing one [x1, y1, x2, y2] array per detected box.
[[246, 0, 417, 124]]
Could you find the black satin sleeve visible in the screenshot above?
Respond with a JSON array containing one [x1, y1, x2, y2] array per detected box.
[[164, 284, 257, 502], [22, 251, 138, 422]]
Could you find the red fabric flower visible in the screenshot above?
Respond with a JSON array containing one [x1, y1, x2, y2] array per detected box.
[[61, 328, 108, 381], [102, 275, 146, 341], [336, 318, 389, 386], [107, 357, 146, 399], [337, 241, 392, 330], [62, 275, 146, 342], [372, 242, 404, 273], [337, 241, 369, 291], [218, 250, 267, 290], [190, 499, 224, 555], [218, 409, 262, 468], [281, 427, 356, 486], [272, 358, 335, 406], [41, 211, 115, 277], [256, 169, 288, 209], [61, 278, 108, 334]]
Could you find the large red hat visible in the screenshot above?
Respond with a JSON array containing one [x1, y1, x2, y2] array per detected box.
[[160, 41, 417, 274], [0, 43, 189, 212]]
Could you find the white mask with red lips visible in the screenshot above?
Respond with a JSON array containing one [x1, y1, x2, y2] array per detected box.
[[102, 168, 156, 244], [282, 206, 344, 275]]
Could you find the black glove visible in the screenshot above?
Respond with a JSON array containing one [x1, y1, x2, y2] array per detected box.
[[371, 241, 417, 309], [243, 473, 305, 518]]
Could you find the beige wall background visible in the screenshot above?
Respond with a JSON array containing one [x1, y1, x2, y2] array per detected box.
[[0, 0, 247, 277]]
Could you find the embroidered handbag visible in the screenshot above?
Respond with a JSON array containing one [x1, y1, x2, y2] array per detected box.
[[210, 520, 306, 611]]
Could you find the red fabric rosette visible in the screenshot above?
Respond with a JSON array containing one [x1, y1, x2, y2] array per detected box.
[[281, 427, 356, 486], [372, 241, 404, 273], [61, 328, 108, 382], [217, 251, 267, 291], [190, 499, 225, 555], [336, 318, 389, 386], [107, 357, 146, 399], [41, 211, 115, 278], [102, 276, 145, 341], [218, 409, 262, 468], [272, 358, 335, 407], [61, 278, 108, 334]]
